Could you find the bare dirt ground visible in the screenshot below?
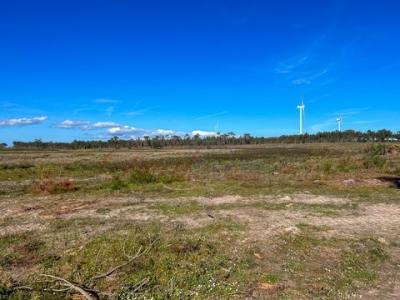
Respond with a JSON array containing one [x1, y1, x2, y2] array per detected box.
[[1, 192, 399, 298], [2, 193, 398, 237]]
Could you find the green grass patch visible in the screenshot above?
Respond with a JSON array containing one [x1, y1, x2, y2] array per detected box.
[[270, 226, 389, 299], [8, 222, 255, 299], [149, 201, 204, 216]]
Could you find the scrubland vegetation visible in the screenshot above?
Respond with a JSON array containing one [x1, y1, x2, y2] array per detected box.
[[8, 129, 400, 150], [0, 143, 399, 299]]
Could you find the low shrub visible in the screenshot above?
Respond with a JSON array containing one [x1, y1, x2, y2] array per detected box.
[[129, 168, 158, 184], [28, 179, 77, 195], [110, 174, 127, 190]]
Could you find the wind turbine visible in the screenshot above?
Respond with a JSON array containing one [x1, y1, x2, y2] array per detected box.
[[336, 116, 342, 132], [297, 97, 305, 134]]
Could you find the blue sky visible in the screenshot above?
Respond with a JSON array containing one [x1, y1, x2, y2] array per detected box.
[[1, 0, 399, 144]]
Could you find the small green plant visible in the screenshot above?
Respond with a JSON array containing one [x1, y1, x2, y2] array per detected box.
[[110, 174, 127, 190], [129, 168, 158, 184], [262, 273, 280, 284]]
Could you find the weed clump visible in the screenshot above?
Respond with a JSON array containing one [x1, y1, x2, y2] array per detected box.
[[129, 168, 158, 184], [28, 179, 77, 195], [110, 174, 127, 190]]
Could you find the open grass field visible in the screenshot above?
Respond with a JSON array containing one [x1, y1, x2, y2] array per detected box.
[[1, 143, 400, 299]]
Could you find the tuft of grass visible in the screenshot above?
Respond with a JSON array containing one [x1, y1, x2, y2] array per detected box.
[[261, 273, 280, 284], [363, 154, 386, 169], [129, 168, 159, 184]]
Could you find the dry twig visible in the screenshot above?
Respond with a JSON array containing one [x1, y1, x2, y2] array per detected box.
[[91, 238, 158, 281], [40, 274, 99, 300], [15, 238, 158, 299]]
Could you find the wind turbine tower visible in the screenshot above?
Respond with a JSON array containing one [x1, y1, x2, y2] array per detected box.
[[297, 98, 305, 134], [336, 116, 342, 132]]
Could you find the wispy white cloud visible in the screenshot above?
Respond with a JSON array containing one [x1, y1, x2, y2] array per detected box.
[[275, 56, 309, 74], [292, 78, 311, 85], [123, 106, 159, 117], [310, 118, 337, 132], [330, 107, 369, 117], [56, 119, 221, 140], [57, 120, 120, 130], [56, 120, 90, 129], [93, 98, 120, 104], [0, 101, 46, 115], [72, 105, 95, 115], [310, 69, 328, 79], [310, 110, 377, 132], [71, 99, 119, 116], [107, 127, 220, 139], [105, 106, 114, 117], [306, 94, 331, 104], [191, 130, 218, 137], [92, 122, 120, 128], [0, 116, 48, 127], [274, 34, 339, 87], [291, 69, 328, 85], [152, 129, 175, 136], [123, 109, 148, 116], [195, 111, 229, 121], [107, 126, 146, 137], [106, 126, 177, 139], [348, 120, 379, 125], [0, 101, 20, 110]]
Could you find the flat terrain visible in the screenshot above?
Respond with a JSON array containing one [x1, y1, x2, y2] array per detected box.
[[0, 143, 399, 299]]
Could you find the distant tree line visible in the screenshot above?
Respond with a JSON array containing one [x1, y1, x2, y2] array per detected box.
[[6, 129, 400, 150]]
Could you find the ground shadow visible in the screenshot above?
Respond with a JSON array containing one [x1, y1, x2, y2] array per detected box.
[[377, 176, 400, 189]]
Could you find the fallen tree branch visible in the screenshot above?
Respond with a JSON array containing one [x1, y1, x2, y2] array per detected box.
[[40, 274, 99, 300], [91, 238, 158, 282], [13, 285, 71, 295], [131, 277, 149, 294], [12, 286, 33, 291], [22, 239, 158, 299]]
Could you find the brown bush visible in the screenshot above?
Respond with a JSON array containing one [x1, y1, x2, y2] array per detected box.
[[28, 179, 77, 195]]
